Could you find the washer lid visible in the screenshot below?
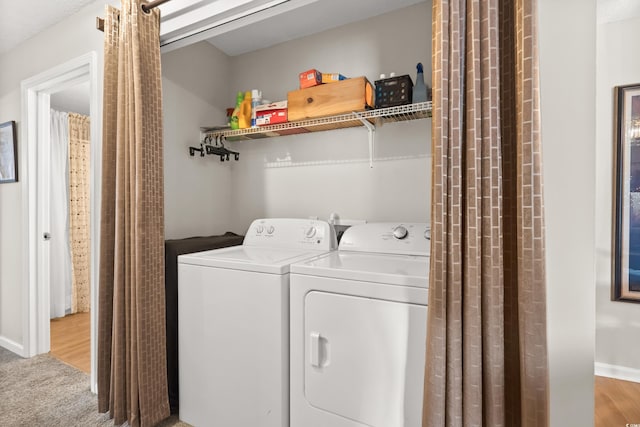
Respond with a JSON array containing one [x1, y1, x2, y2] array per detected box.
[[290, 251, 429, 288], [178, 245, 330, 274]]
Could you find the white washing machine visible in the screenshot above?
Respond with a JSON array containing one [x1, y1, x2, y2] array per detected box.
[[290, 222, 430, 427], [178, 218, 337, 427]]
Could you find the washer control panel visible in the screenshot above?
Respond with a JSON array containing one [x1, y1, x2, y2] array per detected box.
[[244, 218, 337, 250], [339, 222, 430, 256]]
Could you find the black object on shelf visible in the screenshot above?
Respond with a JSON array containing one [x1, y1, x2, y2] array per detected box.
[[374, 74, 413, 108]]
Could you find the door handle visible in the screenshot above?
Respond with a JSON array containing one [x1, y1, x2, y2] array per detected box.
[[43, 232, 51, 241], [310, 332, 330, 368], [310, 332, 320, 367]]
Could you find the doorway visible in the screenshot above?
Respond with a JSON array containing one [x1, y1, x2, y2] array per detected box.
[[48, 83, 92, 373], [20, 52, 100, 392]]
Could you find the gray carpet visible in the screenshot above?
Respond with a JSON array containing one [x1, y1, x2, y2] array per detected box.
[[0, 346, 190, 427]]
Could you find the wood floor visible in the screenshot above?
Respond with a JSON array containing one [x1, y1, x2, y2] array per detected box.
[[50, 312, 90, 373], [596, 375, 640, 426], [47, 316, 640, 423]]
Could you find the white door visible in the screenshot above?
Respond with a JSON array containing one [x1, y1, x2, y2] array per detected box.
[[304, 291, 428, 427]]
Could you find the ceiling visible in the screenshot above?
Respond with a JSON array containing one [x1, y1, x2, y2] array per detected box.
[[0, 0, 99, 55], [4, 0, 640, 58], [51, 81, 91, 116], [206, 0, 427, 56], [158, 0, 426, 56], [0, 0, 425, 57]]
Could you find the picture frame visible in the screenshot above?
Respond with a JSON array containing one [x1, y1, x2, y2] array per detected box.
[[613, 84, 640, 303], [0, 120, 18, 184]]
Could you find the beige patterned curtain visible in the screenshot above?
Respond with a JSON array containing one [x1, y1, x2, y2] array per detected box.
[[98, 1, 169, 426], [68, 113, 90, 314], [424, 1, 548, 426]]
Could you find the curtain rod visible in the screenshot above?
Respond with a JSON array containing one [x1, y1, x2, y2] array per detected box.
[[96, 0, 171, 32]]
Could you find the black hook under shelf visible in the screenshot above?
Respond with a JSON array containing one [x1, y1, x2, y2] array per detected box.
[[190, 133, 240, 161], [205, 144, 240, 162], [189, 146, 205, 157]]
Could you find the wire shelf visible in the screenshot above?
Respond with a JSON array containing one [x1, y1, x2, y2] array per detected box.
[[201, 101, 432, 142]]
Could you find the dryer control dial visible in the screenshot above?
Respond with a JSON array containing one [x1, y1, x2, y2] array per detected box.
[[256, 225, 264, 234], [305, 226, 317, 238], [267, 226, 275, 234], [424, 229, 431, 240], [393, 226, 408, 240]]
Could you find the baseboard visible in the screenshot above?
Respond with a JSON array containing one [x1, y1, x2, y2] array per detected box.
[[595, 362, 640, 383], [0, 335, 24, 357]]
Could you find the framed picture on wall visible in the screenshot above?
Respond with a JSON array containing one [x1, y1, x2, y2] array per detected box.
[[613, 84, 640, 303], [0, 120, 18, 184]]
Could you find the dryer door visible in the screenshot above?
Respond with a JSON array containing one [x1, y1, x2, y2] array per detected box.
[[304, 291, 427, 427]]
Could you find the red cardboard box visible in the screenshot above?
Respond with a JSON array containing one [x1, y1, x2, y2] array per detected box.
[[299, 69, 322, 89], [255, 101, 288, 126]]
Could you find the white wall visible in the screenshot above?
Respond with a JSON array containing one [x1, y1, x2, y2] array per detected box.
[[162, 41, 234, 239], [225, 2, 432, 233], [539, 0, 596, 425], [0, 0, 107, 350], [595, 15, 640, 375]]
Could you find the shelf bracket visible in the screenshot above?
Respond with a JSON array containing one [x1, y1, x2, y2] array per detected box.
[[353, 112, 376, 168]]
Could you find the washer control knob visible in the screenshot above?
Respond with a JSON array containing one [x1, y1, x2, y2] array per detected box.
[[424, 229, 431, 240], [305, 226, 317, 238], [393, 226, 408, 240], [267, 226, 275, 234], [256, 225, 264, 234]]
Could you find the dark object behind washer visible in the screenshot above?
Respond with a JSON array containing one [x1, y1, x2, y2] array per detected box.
[[164, 232, 245, 414]]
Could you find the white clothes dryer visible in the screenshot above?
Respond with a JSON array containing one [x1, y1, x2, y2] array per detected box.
[[178, 218, 336, 427], [290, 222, 430, 427]]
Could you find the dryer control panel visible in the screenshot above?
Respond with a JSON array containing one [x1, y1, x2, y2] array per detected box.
[[243, 218, 338, 250], [338, 222, 430, 256]]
